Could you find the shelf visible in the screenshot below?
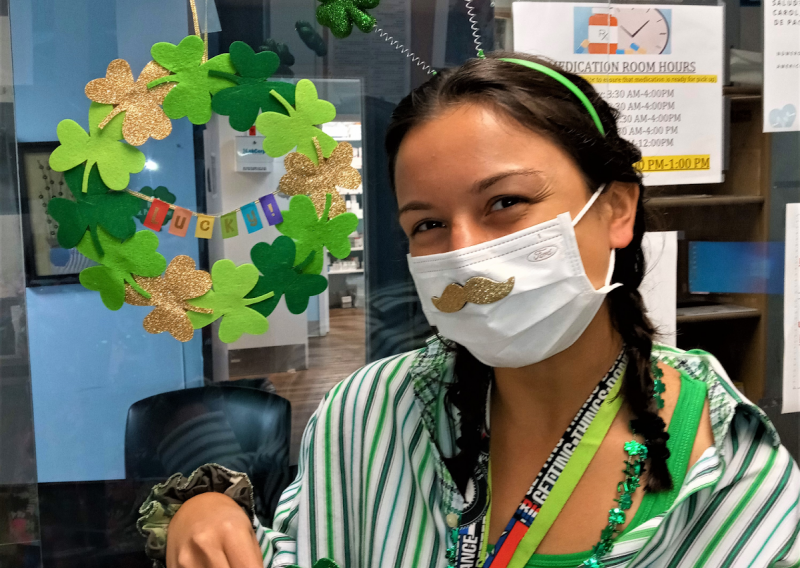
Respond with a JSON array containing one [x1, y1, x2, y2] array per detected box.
[[723, 85, 761, 99], [646, 195, 764, 208], [328, 268, 364, 275], [676, 303, 761, 323], [350, 246, 364, 251]]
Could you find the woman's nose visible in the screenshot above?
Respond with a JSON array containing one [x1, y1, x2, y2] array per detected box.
[[449, 221, 491, 252]]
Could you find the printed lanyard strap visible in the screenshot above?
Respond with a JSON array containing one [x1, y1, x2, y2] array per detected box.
[[456, 354, 626, 568]]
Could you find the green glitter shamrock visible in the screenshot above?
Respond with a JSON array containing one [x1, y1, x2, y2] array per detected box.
[[134, 186, 176, 227], [288, 559, 340, 568], [49, 102, 146, 193], [47, 163, 141, 255], [653, 377, 666, 409], [582, 556, 602, 568], [255, 78, 337, 165], [276, 194, 359, 275], [246, 236, 328, 317], [623, 440, 647, 457], [209, 41, 297, 132], [316, 0, 379, 39], [608, 508, 626, 525], [77, 228, 167, 311], [187, 260, 274, 343], [148, 35, 236, 124], [616, 493, 633, 509], [625, 461, 644, 477]]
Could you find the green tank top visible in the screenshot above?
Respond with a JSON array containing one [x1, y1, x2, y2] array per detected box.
[[519, 371, 709, 568]]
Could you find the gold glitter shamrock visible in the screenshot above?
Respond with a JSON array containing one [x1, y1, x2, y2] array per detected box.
[[85, 59, 175, 146], [279, 138, 361, 219], [125, 255, 213, 342]]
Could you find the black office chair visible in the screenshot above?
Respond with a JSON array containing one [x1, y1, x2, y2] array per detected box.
[[125, 385, 291, 524]]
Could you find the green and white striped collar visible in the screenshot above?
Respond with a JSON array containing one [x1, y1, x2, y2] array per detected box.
[[406, 337, 781, 514]]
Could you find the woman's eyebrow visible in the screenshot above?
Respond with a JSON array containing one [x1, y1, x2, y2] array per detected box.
[[473, 168, 546, 194], [398, 201, 434, 216]]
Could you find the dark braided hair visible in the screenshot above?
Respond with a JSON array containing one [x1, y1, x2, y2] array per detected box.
[[385, 51, 671, 494]]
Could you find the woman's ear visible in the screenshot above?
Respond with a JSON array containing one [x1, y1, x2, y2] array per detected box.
[[604, 181, 640, 249]]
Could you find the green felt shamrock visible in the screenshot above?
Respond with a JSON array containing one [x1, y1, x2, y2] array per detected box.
[[255, 79, 337, 165], [316, 0, 379, 39], [208, 41, 297, 132], [49, 102, 146, 193], [135, 186, 176, 226], [148, 35, 236, 125], [187, 259, 274, 343], [276, 194, 359, 275], [47, 163, 141, 255], [246, 236, 328, 318], [77, 228, 167, 311]]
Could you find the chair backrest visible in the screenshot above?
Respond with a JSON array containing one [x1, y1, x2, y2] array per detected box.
[[125, 385, 291, 522]]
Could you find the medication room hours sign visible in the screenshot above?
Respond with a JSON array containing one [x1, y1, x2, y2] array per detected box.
[[513, 3, 724, 185]]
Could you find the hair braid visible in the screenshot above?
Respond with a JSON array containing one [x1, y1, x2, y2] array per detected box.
[[608, 185, 672, 493], [443, 343, 491, 494]]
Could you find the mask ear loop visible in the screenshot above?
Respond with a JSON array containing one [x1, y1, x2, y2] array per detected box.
[[570, 184, 620, 290], [571, 184, 606, 227]]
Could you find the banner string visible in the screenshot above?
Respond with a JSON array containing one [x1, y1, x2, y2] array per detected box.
[[188, 0, 208, 63], [125, 188, 280, 219]]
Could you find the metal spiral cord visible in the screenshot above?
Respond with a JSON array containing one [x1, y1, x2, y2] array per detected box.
[[373, 25, 437, 75], [464, 0, 484, 58]]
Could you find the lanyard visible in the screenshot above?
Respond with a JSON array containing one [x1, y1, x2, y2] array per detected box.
[[455, 355, 626, 568]]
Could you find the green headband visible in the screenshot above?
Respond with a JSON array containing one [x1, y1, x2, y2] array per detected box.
[[499, 58, 606, 136]]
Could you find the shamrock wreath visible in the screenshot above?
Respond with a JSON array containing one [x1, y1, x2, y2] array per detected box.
[[46, 26, 361, 343]]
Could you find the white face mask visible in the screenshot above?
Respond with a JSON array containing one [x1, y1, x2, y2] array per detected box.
[[406, 185, 620, 368]]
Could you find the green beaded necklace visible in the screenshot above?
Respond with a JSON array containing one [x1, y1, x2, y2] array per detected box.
[[582, 367, 665, 568], [446, 368, 667, 568]]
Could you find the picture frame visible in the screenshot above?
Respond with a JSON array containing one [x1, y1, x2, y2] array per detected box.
[[18, 142, 93, 286]]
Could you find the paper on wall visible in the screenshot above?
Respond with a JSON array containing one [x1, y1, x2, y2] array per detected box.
[[783, 204, 800, 413], [764, 1, 800, 132], [513, 2, 725, 186], [640, 231, 678, 346]]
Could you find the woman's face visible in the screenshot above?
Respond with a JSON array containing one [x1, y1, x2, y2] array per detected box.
[[394, 102, 639, 289]]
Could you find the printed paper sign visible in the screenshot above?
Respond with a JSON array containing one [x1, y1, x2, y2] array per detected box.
[[784, 204, 800, 413], [513, 3, 724, 185], [764, 2, 800, 132]]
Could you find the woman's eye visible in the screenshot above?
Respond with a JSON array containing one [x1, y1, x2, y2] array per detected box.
[[413, 220, 445, 234], [490, 195, 525, 212]]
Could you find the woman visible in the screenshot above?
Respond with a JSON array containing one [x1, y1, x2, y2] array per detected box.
[[138, 53, 800, 568]]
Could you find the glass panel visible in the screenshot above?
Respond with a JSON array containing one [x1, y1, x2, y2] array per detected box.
[[5, 0, 799, 565], [0, 0, 42, 565]]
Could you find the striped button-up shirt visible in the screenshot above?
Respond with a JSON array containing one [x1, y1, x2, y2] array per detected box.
[[255, 339, 800, 568]]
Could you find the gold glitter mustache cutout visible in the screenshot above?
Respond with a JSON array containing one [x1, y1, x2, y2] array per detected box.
[[431, 276, 515, 313]]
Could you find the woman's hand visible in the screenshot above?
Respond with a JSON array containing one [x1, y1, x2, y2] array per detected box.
[[166, 492, 263, 568]]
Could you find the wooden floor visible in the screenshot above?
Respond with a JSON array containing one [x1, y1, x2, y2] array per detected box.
[[268, 308, 366, 462]]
